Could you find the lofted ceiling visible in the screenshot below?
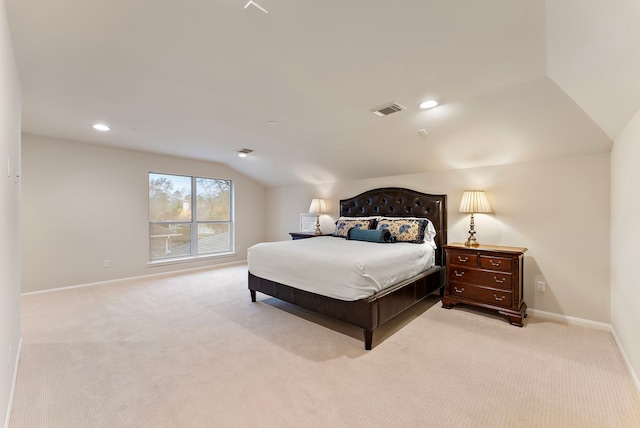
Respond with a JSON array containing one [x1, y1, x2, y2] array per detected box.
[[6, 0, 639, 187]]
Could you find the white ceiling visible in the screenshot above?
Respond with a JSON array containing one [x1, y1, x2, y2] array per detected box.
[[6, 0, 638, 187]]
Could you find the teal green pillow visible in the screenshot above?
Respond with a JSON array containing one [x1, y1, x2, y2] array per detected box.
[[347, 227, 394, 243]]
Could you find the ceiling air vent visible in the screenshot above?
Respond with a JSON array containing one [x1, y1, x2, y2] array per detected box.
[[370, 101, 406, 117]]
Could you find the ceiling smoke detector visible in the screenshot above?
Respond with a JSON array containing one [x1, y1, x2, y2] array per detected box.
[[370, 101, 406, 117]]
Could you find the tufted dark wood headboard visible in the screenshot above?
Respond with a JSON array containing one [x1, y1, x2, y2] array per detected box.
[[340, 187, 447, 266]]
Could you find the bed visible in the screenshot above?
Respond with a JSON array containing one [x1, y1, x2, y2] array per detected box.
[[248, 187, 447, 349]]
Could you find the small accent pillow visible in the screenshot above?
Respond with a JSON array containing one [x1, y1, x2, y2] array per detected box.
[[376, 218, 428, 243], [333, 219, 375, 238], [347, 227, 393, 243], [379, 217, 436, 242]]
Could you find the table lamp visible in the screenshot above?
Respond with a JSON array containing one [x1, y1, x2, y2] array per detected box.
[[308, 198, 326, 235], [459, 190, 491, 247]]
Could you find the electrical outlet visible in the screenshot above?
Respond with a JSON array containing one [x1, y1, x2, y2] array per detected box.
[[103, 259, 110, 268], [536, 280, 546, 292]]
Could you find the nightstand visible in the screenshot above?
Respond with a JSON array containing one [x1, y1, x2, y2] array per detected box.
[[289, 232, 331, 240], [441, 243, 527, 326]]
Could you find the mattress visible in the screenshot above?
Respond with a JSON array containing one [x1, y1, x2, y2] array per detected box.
[[247, 236, 436, 301]]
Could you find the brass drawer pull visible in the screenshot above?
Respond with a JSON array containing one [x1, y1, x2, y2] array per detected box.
[[489, 259, 501, 266], [494, 276, 506, 283], [454, 287, 464, 293], [458, 256, 468, 262], [454, 271, 465, 277], [494, 294, 506, 301]]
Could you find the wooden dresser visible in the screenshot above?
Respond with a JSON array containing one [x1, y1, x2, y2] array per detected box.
[[441, 243, 527, 326]]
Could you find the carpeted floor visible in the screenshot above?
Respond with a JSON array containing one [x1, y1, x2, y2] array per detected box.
[[10, 264, 640, 427]]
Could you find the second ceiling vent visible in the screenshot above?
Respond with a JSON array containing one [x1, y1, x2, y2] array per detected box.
[[370, 101, 406, 117]]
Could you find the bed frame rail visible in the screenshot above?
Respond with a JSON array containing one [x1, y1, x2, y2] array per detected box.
[[249, 266, 445, 349]]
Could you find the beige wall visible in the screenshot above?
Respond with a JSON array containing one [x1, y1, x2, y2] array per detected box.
[[268, 153, 611, 322], [611, 110, 640, 381], [0, 0, 21, 424], [21, 134, 267, 293]]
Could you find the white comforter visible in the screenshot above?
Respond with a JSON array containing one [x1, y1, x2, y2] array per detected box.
[[247, 236, 436, 301]]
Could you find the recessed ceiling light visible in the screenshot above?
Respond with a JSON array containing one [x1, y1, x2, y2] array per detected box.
[[266, 120, 279, 127], [419, 100, 439, 109], [92, 123, 110, 131], [237, 148, 253, 158]]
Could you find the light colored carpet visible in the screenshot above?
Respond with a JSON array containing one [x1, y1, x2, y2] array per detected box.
[[10, 264, 640, 427]]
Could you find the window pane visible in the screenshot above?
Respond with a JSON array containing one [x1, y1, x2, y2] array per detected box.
[[149, 173, 192, 222], [197, 223, 231, 254], [150, 223, 191, 260], [196, 178, 231, 221]]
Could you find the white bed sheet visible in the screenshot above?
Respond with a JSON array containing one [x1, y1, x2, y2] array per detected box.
[[247, 237, 436, 301]]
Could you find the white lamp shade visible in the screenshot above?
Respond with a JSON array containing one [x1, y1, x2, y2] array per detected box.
[[459, 191, 491, 214], [308, 198, 326, 214]]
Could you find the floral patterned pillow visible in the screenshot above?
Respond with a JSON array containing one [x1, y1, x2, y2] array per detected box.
[[376, 218, 428, 243], [332, 219, 375, 238]]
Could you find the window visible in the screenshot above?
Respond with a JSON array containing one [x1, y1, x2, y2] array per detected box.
[[149, 173, 233, 261]]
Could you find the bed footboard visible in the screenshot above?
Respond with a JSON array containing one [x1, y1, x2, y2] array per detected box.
[[248, 272, 377, 329], [248, 266, 445, 349]]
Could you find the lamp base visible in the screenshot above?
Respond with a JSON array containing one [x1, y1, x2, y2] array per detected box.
[[464, 238, 480, 248], [314, 215, 322, 235], [465, 213, 479, 247]]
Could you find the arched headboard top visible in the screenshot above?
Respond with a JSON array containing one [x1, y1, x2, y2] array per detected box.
[[340, 187, 447, 265]]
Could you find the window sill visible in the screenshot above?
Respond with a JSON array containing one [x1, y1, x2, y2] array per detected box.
[[147, 252, 237, 267]]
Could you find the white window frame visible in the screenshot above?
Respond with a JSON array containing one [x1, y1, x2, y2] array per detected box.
[[148, 172, 235, 264]]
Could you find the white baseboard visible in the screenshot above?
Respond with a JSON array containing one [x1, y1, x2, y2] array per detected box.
[[21, 260, 247, 296], [529, 309, 640, 393], [528, 308, 612, 330], [4, 338, 22, 428], [610, 328, 640, 393]]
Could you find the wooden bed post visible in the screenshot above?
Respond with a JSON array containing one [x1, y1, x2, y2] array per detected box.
[[250, 289, 256, 302], [364, 329, 373, 350]]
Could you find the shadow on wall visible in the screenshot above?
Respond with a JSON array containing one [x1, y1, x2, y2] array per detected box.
[[523, 255, 562, 315], [450, 213, 503, 247]]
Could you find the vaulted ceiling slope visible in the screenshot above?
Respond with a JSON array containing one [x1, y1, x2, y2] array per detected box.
[[6, 0, 638, 187]]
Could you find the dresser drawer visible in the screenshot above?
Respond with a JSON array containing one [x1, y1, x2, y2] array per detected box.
[[448, 267, 512, 290], [479, 255, 512, 272], [448, 283, 512, 307], [449, 251, 478, 267]]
